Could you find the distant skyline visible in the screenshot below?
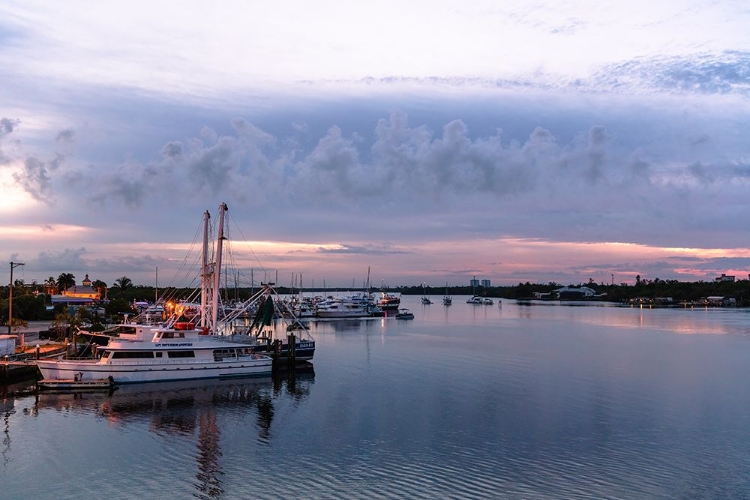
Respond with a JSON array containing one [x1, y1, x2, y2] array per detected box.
[[1, 1, 749, 288]]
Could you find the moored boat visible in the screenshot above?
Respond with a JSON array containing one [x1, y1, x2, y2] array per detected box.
[[377, 291, 401, 311], [315, 297, 370, 318], [36, 322, 273, 384], [443, 283, 452, 306], [395, 308, 414, 320]]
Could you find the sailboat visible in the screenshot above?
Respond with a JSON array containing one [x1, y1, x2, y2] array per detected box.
[[421, 283, 433, 304], [442, 283, 452, 306]]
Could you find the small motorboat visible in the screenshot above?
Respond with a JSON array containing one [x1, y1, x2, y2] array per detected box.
[[395, 309, 414, 320]]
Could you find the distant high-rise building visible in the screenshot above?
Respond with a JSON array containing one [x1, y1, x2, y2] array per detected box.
[[481, 279, 491, 287], [470, 275, 479, 288]]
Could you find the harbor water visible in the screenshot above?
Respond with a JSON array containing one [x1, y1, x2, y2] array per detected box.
[[3, 297, 750, 499]]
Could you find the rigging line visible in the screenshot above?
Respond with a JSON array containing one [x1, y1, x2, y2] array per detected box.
[[159, 213, 206, 291], [226, 211, 269, 278]]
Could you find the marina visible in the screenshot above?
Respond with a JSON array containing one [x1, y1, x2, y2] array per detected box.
[[3, 297, 750, 498]]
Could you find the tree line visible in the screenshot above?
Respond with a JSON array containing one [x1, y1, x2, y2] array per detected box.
[[3, 273, 750, 330]]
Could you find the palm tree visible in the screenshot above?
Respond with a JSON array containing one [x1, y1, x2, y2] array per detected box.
[[113, 276, 133, 290], [56, 273, 76, 292], [44, 277, 58, 295], [92, 279, 107, 300]]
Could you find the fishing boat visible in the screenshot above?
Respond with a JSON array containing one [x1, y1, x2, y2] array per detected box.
[[377, 291, 401, 311], [421, 284, 433, 304], [70, 203, 315, 362], [37, 322, 273, 384]]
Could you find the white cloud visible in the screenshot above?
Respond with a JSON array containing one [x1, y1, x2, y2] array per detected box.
[[1, 0, 749, 286]]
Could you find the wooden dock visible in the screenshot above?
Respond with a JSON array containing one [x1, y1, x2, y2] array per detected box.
[[0, 360, 39, 383], [37, 376, 115, 391]]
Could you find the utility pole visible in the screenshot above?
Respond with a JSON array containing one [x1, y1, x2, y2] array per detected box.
[[8, 261, 25, 334]]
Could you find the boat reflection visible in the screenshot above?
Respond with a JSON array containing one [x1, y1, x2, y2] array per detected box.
[[31, 367, 315, 499]]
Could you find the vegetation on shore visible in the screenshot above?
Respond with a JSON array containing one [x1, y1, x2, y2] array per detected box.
[[2, 273, 749, 330]]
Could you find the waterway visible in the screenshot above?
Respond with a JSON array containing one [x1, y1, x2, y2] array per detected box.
[[3, 297, 750, 499]]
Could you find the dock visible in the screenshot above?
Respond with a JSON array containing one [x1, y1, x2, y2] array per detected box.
[[37, 376, 115, 392]]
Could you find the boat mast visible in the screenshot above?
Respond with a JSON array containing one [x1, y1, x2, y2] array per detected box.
[[200, 209, 211, 329], [212, 202, 228, 333]]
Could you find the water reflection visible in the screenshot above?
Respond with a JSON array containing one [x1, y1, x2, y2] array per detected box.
[[28, 368, 314, 499], [507, 299, 750, 336]]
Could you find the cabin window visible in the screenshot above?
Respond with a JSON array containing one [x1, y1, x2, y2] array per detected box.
[[213, 349, 237, 361], [160, 331, 185, 339], [155, 352, 163, 358], [167, 351, 195, 358], [111, 351, 154, 359]]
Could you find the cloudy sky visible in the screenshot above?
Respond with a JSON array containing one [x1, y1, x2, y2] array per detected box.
[[1, 0, 749, 290]]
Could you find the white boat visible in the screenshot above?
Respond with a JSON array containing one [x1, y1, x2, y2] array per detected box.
[[315, 297, 370, 318], [37, 322, 273, 384], [77, 321, 161, 346], [467, 296, 484, 304], [443, 283, 452, 306], [482, 297, 494, 305]]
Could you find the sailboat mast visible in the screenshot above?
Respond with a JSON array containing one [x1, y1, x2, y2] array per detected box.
[[212, 202, 228, 333], [200, 210, 211, 329]]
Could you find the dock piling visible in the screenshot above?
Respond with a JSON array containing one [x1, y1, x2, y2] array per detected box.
[[287, 333, 296, 363]]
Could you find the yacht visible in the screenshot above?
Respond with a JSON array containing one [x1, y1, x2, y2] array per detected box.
[[377, 292, 401, 311], [315, 297, 370, 318], [37, 322, 273, 384]]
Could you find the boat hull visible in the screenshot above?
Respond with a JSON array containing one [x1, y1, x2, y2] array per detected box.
[[36, 356, 273, 384], [315, 311, 369, 318], [252, 341, 316, 362]]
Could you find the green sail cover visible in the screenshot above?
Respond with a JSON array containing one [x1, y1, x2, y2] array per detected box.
[[250, 295, 276, 335]]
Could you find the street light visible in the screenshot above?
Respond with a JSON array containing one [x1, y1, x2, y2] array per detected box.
[[8, 261, 25, 335]]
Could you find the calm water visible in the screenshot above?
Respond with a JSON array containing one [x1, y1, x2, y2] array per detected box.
[[3, 297, 750, 499]]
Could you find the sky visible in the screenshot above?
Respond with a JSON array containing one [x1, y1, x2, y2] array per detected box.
[[1, 0, 749, 291]]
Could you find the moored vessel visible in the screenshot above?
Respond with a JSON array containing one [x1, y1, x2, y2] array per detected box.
[[37, 322, 273, 384]]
